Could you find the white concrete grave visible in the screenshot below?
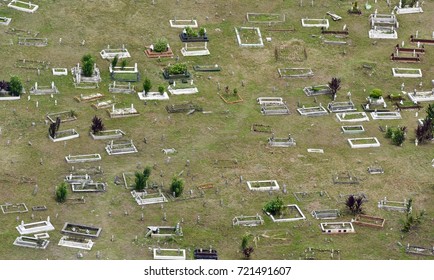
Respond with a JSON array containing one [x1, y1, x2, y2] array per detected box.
[[131, 190, 168, 206], [369, 27, 398, 39], [16, 216, 55, 235], [18, 37, 47, 46], [74, 93, 104, 103], [408, 90, 434, 103], [181, 42, 210, 56], [100, 45, 131, 59], [90, 129, 125, 140], [145, 224, 183, 238], [307, 148, 324, 153], [235, 27, 264, 47], [105, 139, 138, 155], [92, 100, 114, 110], [278, 68, 314, 78], [320, 222, 355, 234], [266, 204, 306, 223], [138, 91, 169, 100], [301, 18, 330, 28], [52, 68, 68, 76], [257, 97, 283, 105], [71, 182, 107, 192], [268, 135, 296, 147], [30, 82, 59, 95], [327, 101, 356, 113], [0, 17, 12, 26], [65, 174, 92, 184], [153, 248, 186, 260], [1, 203, 28, 214], [395, 1, 423, 14], [232, 214, 264, 227], [370, 111, 402, 120], [109, 81, 135, 94], [169, 19, 198, 28], [65, 154, 102, 163], [49, 129, 80, 142], [8, 0, 39, 13], [311, 209, 340, 220], [58, 236, 94, 250], [341, 125, 365, 134], [167, 80, 198, 95], [378, 197, 410, 213], [13, 236, 49, 249], [109, 63, 139, 79], [297, 105, 328, 116], [246, 13, 285, 24], [247, 180, 279, 191], [392, 68, 422, 78], [348, 137, 381, 148], [351, 214, 385, 228], [336, 112, 370, 122], [108, 104, 139, 118], [162, 148, 177, 154]]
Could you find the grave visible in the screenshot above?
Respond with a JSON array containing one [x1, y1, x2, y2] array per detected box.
[[392, 67, 422, 78], [362, 96, 389, 112], [297, 105, 328, 116], [71, 182, 107, 192], [408, 90, 434, 103], [214, 159, 238, 168], [193, 64, 221, 72], [92, 100, 114, 110], [99, 45, 131, 59], [8, 1, 39, 13], [105, 139, 138, 155], [246, 13, 285, 24], [311, 209, 340, 220], [368, 13, 398, 39], [395, 1, 423, 14], [265, 204, 306, 223], [348, 137, 381, 148], [0, 17, 12, 26], [179, 28, 209, 42], [301, 18, 330, 28], [194, 248, 218, 260], [32, 205, 47, 211], [65, 154, 102, 163], [71, 63, 101, 87], [108, 104, 139, 118], [15, 59, 49, 70], [165, 103, 202, 113], [167, 80, 198, 95], [58, 236, 94, 250], [336, 112, 370, 122], [278, 68, 314, 78], [326, 12, 342, 21], [169, 19, 198, 28], [234, 27, 264, 47], [261, 102, 290, 115], [338, 192, 368, 203], [232, 214, 264, 227], [1, 203, 28, 214], [307, 148, 324, 153], [74, 93, 104, 103], [131, 190, 168, 206], [13, 236, 49, 249], [294, 191, 331, 202], [405, 244, 434, 256], [30, 82, 59, 95], [321, 27, 348, 36], [351, 214, 385, 228], [303, 85, 332, 96], [246, 180, 279, 191], [410, 35, 434, 45], [70, 166, 103, 175], [109, 63, 139, 82], [268, 134, 296, 147], [65, 174, 92, 185], [390, 52, 421, 63], [49, 129, 80, 142], [251, 124, 272, 133], [144, 44, 174, 58], [370, 111, 402, 120], [333, 171, 359, 184], [162, 148, 176, 154], [0, 85, 21, 101], [304, 247, 341, 260], [395, 44, 425, 55], [137, 90, 169, 101], [52, 68, 68, 76], [377, 197, 410, 213], [369, 27, 398, 39], [341, 125, 365, 134], [162, 64, 191, 80], [367, 166, 384, 174], [109, 82, 135, 94], [327, 101, 356, 113], [18, 37, 47, 47], [61, 223, 102, 238], [90, 129, 125, 140], [145, 224, 183, 238], [16, 217, 55, 235], [66, 197, 86, 204], [218, 89, 243, 104], [153, 248, 186, 260], [46, 111, 77, 123], [320, 222, 355, 234]]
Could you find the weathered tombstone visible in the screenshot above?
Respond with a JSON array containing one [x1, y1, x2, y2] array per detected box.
[[33, 184, 38, 195]]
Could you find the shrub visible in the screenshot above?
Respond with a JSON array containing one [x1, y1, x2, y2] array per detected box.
[[415, 117, 433, 144], [49, 117, 61, 138], [199, 27, 206, 37], [91, 115, 105, 134], [401, 198, 425, 233], [426, 104, 434, 121], [158, 85, 165, 94], [345, 195, 364, 215], [81, 54, 95, 77], [143, 77, 152, 93], [111, 55, 119, 68], [185, 26, 197, 37], [56, 182, 68, 203], [9, 76, 23, 96], [328, 77, 341, 100], [263, 197, 284, 216], [143, 166, 151, 182], [170, 177, 184, 197], [120, 59, 127, 69], [369, 88, 382, 99], [241, 235, 254, 259], [134, 172, 146, 191], [154, 37, 168, 53], [167, 63, 187, 75], [391, 127, 406, 146]]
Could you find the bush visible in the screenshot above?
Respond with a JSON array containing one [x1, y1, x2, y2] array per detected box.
[[134, 172, 146, 191], [185, 26, 197, 37], [9, 76, 23, 96], [154, 37, 168, 53], [56, 182, 68, 203], [369, 88, 382, 99], [263, 197, 284, 216], [81, 54, 95, 77], [199, 27, 206, 37], [391, 128, 406, 146], [415, 117, 433, 144], [91, 115, 105, 134], [143, 77, 152, 93], [167, 63, 187, 75], [170, 177, 184, 197], [158, 85, 165, 94], [111, 55, 118, 68], [345, 195, 364, 215]]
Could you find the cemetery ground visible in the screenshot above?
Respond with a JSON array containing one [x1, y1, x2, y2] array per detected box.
[[0, 0, 433, 260]]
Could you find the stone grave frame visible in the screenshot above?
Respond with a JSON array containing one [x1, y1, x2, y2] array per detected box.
[[65, 197, 86, 204], [327, 101, 356, 113], [194, 248, 218, 260], [52, 68, 68, 76], [311, 209, 340, 220], [218, 89, 243, 104], [46, 111, 77, 123], [265, 204, 306, 223], [32, 205, 47, 211], [368, 165, 384, 174], [341, 125, 365, 134], [16, 217, 55, 235], [144, 44, 174, 58], [145, 224, 183, 238], [307, 148, 324, 153], [138, 90, 169, 101], [351, 214, 385, 228], [369, 27, 398, 39], [392, 67, 422, 78], [58, 236, 94, 250], [167, 80, 198, 95], [193, 65, 221, 72], [131, 190, 168, 206], [405, 244, 434, 256], [13, 236, 49, 249], [214, 159, 238, 168], [15, 59, 49, 70], [8, 0, 39, 13], [0, 17, 12, 26], [181, 42, 210, 56], [109, 63, 139, 82], [261, 103, 290, 115], [251, 124, 272, 133], [246, 180, 279, 191], [169, 19, 198, 28], [408, 90, 434, 103], [370, 111, 402, 120], [268, 135, 296, 147], [1, 203, 28, 214], [179, 27, 209, 42], [92, 100, 114, 110], [235, 27, 264, 48], [105, 139, 138, 155], [153, 248, 186, 260], [109, 81, 135, 94], [395, 1, 423, 14], [74, 93, 104, 103], [297, 105, 328, 116], [246, 13, 285, 24], [90, 129, 125, 140], [99, 45, 130, 59], [65, 154, 102, 163], [278, 67, 314, 78], [49, 129, 80, 142], [61, 222, 102, 238], [108, 104, 139, 118], [69, 165, 103, 175], [165, 102, 202, 113], [303, 85, 332, 96], [232, 214, 264, 227], [71, 63, 101, 88], [301, 18, 329, 28], [65, 174, 92, 185], [377, 197, 410, 213], [410, 34, 434, 45], [390, 52, 421, 63], [30, 82, 59, 95], [320, 222, 355, 234], [0, 88, 21, 101], [71, 182, 107, 192], [18, 37, 47, 46], [333, 171, 359, 184], [336, 112, 370, 122], [293, 191, 331, 202], [304, 247, 341, 260], [347, 137, 381, 148], [122, 172, 135, 189]]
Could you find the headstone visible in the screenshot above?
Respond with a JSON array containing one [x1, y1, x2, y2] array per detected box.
[[141, 213, 144, 221], [197, 215, 200, 224]]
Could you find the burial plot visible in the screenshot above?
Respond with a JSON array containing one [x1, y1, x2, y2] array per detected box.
[[193, 64, 221, 72], [320, 222, 355, 234], [235, 27, 264, 47], [232, 214, 264, 227], [153, 248, 186, 260], [13, 236, 49, 249], [405, 244, 434, 256], [370, 111, 401, 120], [32, 205, 47, 211], [49, 129, 79, 142], [169, 19, 198, 28], [278, 68, 314, 78], [179, 27, 209, 42], [165, 103, 202, 113], [61, 223, 102, 238], [16, 217, 54, 235], [247, 180, 279, 191], [333, 171, 359, 184], [268, 134, 296, 147], [0, 17, 12, 26], [311, 209, 340, 220], [367, 165, 384, 174], [74, 93, 104, 103], [58, 236, 94, 250], [297, 105, 328, 116], [327, 101, 356, 113], [304, 247, 341, 260], [162, 64, 191, 80], [30, 82, 59, 95], [71, 63, 101, 88], [410, 34, 434, 45], [18, 37, 47, 47], [105, 139, 138, 155], [46, 111, 77, 123], [69, 165, 103, 175], [251, 124, 272, 133], [214, 159, 238, 168], [52, 68, 68, 76], [65, 174, 92, 185], [109, 63, 139, 82], [265, 204, 306, 223], [109, 82, 135, 94], [347, 137, 381, 148], [145, 44, 174, 58], [395, 1, 423, 14], [65, 197, 86, 204], [131, 190, 168, 206], [246, 13, 285, 24], [65, 154, 102, 163], [90, 129, 125, 140], [390, 52, 421, 63], [16, 59, 49, 70], [138, 90, 169, 101], [108, 104, 139, 118], [408, 90, 434, 103], [145, 224, 183, 238], [392, 67, 422, 78], [303, 85, 332, 96], [336, 112, 369, 122], [167, 80, 198, 95], [71, 182, 107, 192], [294, 191, 331, 202], [1, 203, 28, 214], [0, 82, 21, 101], [377, 197, 410, 213], [341, 125, 365, 134], [362, 96, 388, 112], [194, 248, 218, 260], [181, 42, 210, 56], [351, 214, 385, 228], [258, 98, 290, 115], [8, 0, 39, 13], [218, 87, 243, 104], [92, 100, 114, 110], [99, 45, 130, 59], [368, 14, 398, 39], [301, 18, 329, 28]]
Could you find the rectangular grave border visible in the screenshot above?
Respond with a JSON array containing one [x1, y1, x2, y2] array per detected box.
[[395, 7, 423, 15], [13, 236, 49, 249], [30, 82, 59, 95], [193, 65, 221, 72], [58, 236, 94, 250], [144, 46, 174, 58], [108, 104, 139, 118], [261, 103, 290, 115], [153, 248, 186, 260], [268, 136, 296, 147], [8, 0, 39, 13], [32, 205, 47, 211], [92, 100, 114, 110], [109, 81, 135, 94], [100, 45, 131, 59], [370, 111, 402, 120], [297, 105, 328, 116], [304, 247, 341, 260], [405, 244, 434, 256], [181, 42, 210, 56], [105, 140, 138, 155], [235, 27, 264, 48], [294, 191, 331, 202], [61, 222, 102, 238], [336, 112, 370, 122], [341, 125, 365, 134], [70, 166, 103, 176], [218, 92, 243, 104], [169, 19, 198, 28], [307, 148, 324, 153], [194, 248, 218, 260], [321, 222, 355, 234], [348, 137, 381, 148], [1, 203, 28, 214], [251, 124, 272, 133], [278, 68, 314, 78], [247, 180, 279, 192], [351, 214, 385, 228], [66, 197, 86, 204], [131, 190, 168, 206], [52, 68, 68, 76], [71, 182, 107, 192], [16, 217, 55, 235], [265, 204, 306, 223], [90, 129, 125, 140], [46, 111, 77, 123], [18, 37, 47, 46], [145, 224, 183, 238], [392, 67, 422, 78], [166, 103, 202, 113], [246, 13, 285, 24], [301, 18, 330, 28], [49, 129, 79, 142], [408, 90, 434, 103], [369, 28, 398, 40], [74, 93, 104, 103], [71, 63, 101, 85], [0, 16, 12, 26], [378, 197, 410, 213], [65, 154, 102, 163], [138, 91, 169, 101], [311, 209, 340, 220], [15, 59, 49, 70], [328, 101, 357, 113], [65, 174, 92, 184], [109, 63, 139, 82], [303, 85, 332, 96], [232, 214, 264, 227], [410, 35, 434, 45], [168, 84, 198, 95], [333, 171, 359, 184], [368, 166, 384, 174]]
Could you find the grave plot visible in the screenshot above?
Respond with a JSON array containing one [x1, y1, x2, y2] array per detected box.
[[49, 129, 80, 142], [109, 63, 139, 82], [408, 90, 434, 103], [304, 248, 341, 260], [65, 174, 92, 185], [13, 236, 49, 249], [274, 40, 307, 62], [90, 129, 125, 140], [390, 49, 421, 63], [65, 197, 86, 204], [395, 1, 423, 14], [362, 96, 388, 112], [395, 99, 422, 110], [145, 224, 183, 238], [122, 172, 135, 189], [261, 103, 290, 115], [108, 104, 139, 118], [167, 80, 198, 95], [30, 82, 59, 95], [367, 165, 384, 174], [162, 63, 191, 80], [61, 223, 102, 238], [153, 248, 186, 260], [71, 182, 107, 192], [301, 18, 329, 28], [294, 191, 331, 202], [348, 137, 380, 148], [99, 45, 130, 59], [214, 159, 238, 168], [303, 85, 332, 96], [235, 27, 264, 47], [181, 41, 210, 56], [32, 205, 47, 211], [65, 154, 102, 163], [179, 27, 208, 42], [194, 248, 218, 260], [333, 171, 359, 184], [109, 81, 135, 94], [392, 67, 422, 78], [144, 44, 174, 58], [247, 180, 279, 192], [16, 217, 55, 235], [405, 244, 434, 257], [1, 203, 28, 214], [71, 63, 101, 87], [341, 125, 365, 134], [74, 93, 104, 103], [368, 14, 398, 39], [138, 90, 169, 101], [18, 37, 47, 47], [15, 59, 49, 70], [8, 0, 39, 13], [69, 165, 103, 176], [246, 13, 285, 24], [311, 209, 340, 220], [320, 222, 355, 234], [58, 236, 94, 250], [105, 140, 138, 155], [52, 68, 68, 76], [327, 101, 356, 113], [92, 100, 114, 110], [0, 81, 21, 101], [297, 105, 328, 116], [131, 190, 168, 206], [46, 111, 77, 123], [219, 88, 243, 104], [265, 204, 306, 223], [193, 64, 221, 72], [0, 17, 12, 26], [162, 148, 177, 155], [410, 34, 434, 45], [351, 214, 385, 228], [369, 27, 398, 39], [370, 111, 402, 120], [377, 197, 410, 213], [251, 124, 272, 133], [336, 112, 369, 122], [307, 148, 324, 153], [268, 134, 296, 147], [169, 19, 198, 28], [321, 26, 348, 36], [165, 103, 202, 113], [278, 68, 314, 78], [232, 214, 264, 227]]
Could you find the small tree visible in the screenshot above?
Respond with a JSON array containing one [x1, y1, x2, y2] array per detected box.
[[81, 54, 95, 77], [401, 198, 425, 233], [391, 127, 406, 146], [158, 85, 165, 94], [154, 37, 168, 53], [263, 197, 284, 216], [426, 104, 434, 121], [345, 195, 364, 215], [328, 77, 341, 100], [111, 55, 119, 68], [185, 26, 197, 37], [199, 27, 206, 37], [415, 117, 433, 144], [143, 77, 152, 93], [91, 115, 105, 134], [56, 182, 68, 203], [120, 59, 127, 69], [134, 172, 146, 191], [241, 235, 254, 259], [170, 177, 184, 197], [369, 88, 383, 99], [143, 166, 151, 182], [9, 76, 23, 96], [49, 117, 61, 138]]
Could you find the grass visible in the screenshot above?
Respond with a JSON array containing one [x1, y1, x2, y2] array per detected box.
[[0, 0, 433, 261]]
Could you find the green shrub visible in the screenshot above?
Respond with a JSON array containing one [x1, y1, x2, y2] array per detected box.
[[369, 88, 382, 99], [111, 55, 119, 68], [56, 182, 68, 203], [185, 26, 197, 37], [263, 197, 284, 216], [143, 77, 152, 93], [158, 85, 165, 94], [199, 27, 206, 37], [9, 76, 23, 96], [154, 37, 168, 53], [170, 177, 184, 197], [167, 63, 187, 75]]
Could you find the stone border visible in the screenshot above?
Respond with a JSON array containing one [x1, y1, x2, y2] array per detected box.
[[52, 68, 68, 76], [46, 111, 76, 123], [370, 111, 402, 120], [109, 81, 135, 94], [311, 209, 340, 220], [369, 28, 398, 39], [100, 46, 130, 59], [293, 191, 331, 201], [336, 112, 369, 122], [246, 180, 279, 191], [61, 222, 102, 238], [0, 17, 12, 26], [105, 140, 138, 155], [266, 204, 306, 223], [137, 91, 169, 100], [392, 67, 422, 78], [301, 18, 329, 28], [74, 93, 104, 103], [13, 236, 49, 249], [58, 236, 94, 250], [71, 182, 107, 192], [108, 104, 139, 118], [235, 27, 264, 48], [303, 85, 332, 96], [65, 154, 102, 163], [377, 197, 410, 213], [131, 190, 168, 206], [169, 19, 198, 28], [49, 129, 79, 142], [16, 217, 55, 235], [327, 101, 356, 113], [153, 248, 186, 260], [351, 214, 385, 228], [297, 105, 328, 116], [348, 137, 380, 148], [181, 42, 210, 56], [145, 224, 183, 238], [1, 203, 28, 214], [341, 125, 365, 134], [167, 84, 198, 95], [232, 214, 264, 227], [278, 68, 314, 78], [246, 13, 285, 24], [395, 7, 423, 15], [405, 244, 434, 256], [408, 90, 434, 103], [320, 222, 355, 234], [18, 37, 47, 46], [90, 129, 125, 140], [30, 82, 59, 95], [8, 0, 39, 13], [92, 100, 114, 110], [65, 174, 92, 184], [193, 65, 221, 72], [268, 136, 296, 147]]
